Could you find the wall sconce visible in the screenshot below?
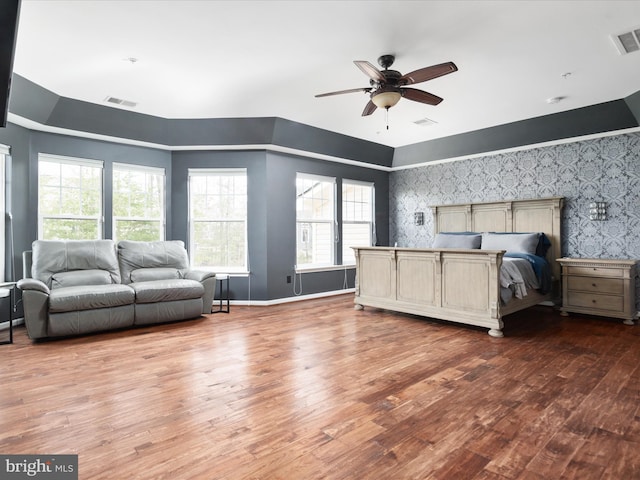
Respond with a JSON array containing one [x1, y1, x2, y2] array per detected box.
[[589, 202, 607, 221], [414, 212, 424, 226]]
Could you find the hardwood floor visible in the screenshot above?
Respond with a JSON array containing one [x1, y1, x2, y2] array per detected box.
[[1, 294, 639, 479]]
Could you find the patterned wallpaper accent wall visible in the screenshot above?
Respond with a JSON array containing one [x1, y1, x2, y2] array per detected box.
[[390, 131, 640, 307]]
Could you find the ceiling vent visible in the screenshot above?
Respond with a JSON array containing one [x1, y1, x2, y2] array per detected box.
[[104, 96, 137, 108], [413, 117, 438, 127], [611, 27, 640, 55]]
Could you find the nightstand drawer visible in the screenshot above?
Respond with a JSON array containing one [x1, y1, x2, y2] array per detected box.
[[565, 266, 623, 278], [567, 276, 623, 295], [566, 292, 623, 312]]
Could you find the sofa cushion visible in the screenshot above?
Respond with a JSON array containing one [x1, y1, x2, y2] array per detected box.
[[118, 240, 190, 284], [51, 269, 113, 289], [49, 284, 135, 313], [32, 240, 121, 288], [49, 305, 135, 337], [130, 279, 204, 304], [130, 267, 181, 283]]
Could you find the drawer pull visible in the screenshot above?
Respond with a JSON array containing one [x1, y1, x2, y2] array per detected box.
[[592, 283, 597, 287], [592, 299, 597, 303]]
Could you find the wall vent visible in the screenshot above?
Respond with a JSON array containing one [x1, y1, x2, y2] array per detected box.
[[104, 96, 137, 108], [413, 117, 438, 127], [610, 27, 640, 55]]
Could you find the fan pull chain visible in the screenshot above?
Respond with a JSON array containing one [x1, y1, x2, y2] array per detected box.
[[385, 107, 390, 130]]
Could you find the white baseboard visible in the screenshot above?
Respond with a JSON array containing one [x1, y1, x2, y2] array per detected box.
[[0, 317, 24, 331], [229, 288, 355, 307]]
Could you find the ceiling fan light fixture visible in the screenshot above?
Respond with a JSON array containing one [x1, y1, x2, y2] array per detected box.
[[371, 90, 402, 109]]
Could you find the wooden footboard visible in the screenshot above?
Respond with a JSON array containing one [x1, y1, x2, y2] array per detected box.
[[353, 247, 509, 337]]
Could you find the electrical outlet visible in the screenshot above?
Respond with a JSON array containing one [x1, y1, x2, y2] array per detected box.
[[286, 275, 292, 284]]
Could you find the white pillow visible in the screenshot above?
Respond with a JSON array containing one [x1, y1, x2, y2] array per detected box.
[[481, 232, 540, 255], [433, 233, 482, 249]]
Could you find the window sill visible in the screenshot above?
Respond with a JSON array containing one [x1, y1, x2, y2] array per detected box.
[[295, 265, 356, 274], [215, 271, 250, 277]]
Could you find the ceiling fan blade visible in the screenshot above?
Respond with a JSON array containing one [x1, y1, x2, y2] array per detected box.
[[361, 100, 377, 116], [402, 88, 443, 105], [399, 62, 458, 85], [354, 60, 385, 82], [315, 87, 371, 98]]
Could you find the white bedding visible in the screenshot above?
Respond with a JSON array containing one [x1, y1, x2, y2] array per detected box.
[[500, 257, 540, 303]]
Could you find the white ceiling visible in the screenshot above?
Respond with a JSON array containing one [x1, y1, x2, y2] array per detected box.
[[12, 0, 640, 148]]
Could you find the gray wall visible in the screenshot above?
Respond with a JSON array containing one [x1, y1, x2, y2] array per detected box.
[[0, 122, 30, 280], [3, 74, 640, 302], [9, 75, 395, 168], [0, 128, 171, 280], [390, 131, 640, 307], [393, 100, 639, 167], [170, 149, 389, 301]]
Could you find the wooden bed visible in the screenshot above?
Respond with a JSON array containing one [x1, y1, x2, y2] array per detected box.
[[352, 197, 564, 337]]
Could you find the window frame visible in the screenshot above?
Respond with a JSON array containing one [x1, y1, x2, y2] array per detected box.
[[37, 154, 104, 240], [295, 172, 337, 270], [112, 162, 166, 242], [341, 179, 375, 265], [188, 168, 248, 274]]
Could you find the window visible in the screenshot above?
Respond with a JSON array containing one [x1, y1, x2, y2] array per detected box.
[[188, 169, 247, 272], [342, 180, 375, 264], [112, 163, 165, 242], [296, 173, 335, 268], [38, 154, 103, 240]]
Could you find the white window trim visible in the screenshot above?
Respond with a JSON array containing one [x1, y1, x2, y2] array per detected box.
[[342, 179, 376, 264], [38, 153, 104, 240], [39, 153, 103, 167], [295, 265, 355, 274], [188, 168, 245, 176], [296, 173, 337, 269], [113, 162, 165, 175], [112, 163, 166, 242], [188, 168, 248, 273]]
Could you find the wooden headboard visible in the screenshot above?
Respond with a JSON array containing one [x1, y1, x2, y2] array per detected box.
[[431, 197, 564, 283]]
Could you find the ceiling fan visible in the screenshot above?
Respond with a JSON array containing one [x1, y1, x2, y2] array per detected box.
[[315, 54, 458, 116]]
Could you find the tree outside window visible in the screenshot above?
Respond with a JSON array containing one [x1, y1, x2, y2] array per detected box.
[[113, 164, 165, 242], [188, 169, 247, 272], [38, 155, 103, 240]]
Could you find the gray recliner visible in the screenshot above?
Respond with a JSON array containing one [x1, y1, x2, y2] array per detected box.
[[117, 240, 215, 326], [17, 239, 216, 340]]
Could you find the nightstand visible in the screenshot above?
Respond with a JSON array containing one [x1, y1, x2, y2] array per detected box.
[[557, 258, 638, 325]]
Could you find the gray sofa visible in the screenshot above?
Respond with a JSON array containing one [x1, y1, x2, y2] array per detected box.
[[17, 239, 216, 340]]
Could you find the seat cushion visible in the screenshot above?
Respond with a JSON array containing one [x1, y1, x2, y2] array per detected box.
[[130, 279, 204, 304], [49, 284, 135, 313]]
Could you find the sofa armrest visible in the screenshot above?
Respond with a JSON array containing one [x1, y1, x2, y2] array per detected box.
[[184, 270, 216, 282], [17, 278, 50, 295], [185, 270, 216, 314], [17, 279, 50, 340]]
